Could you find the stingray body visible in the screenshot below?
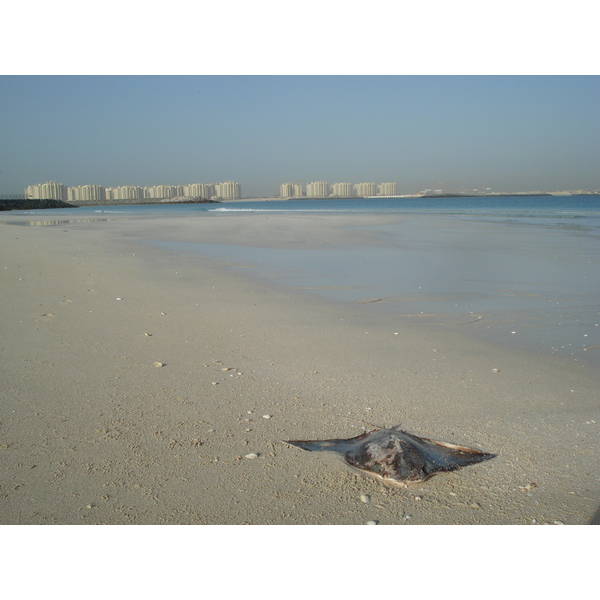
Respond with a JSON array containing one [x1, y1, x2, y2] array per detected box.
[[284, 426, 496, 487]]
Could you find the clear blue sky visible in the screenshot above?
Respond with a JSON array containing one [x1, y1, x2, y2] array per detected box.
[[1, 75, 599, 197]]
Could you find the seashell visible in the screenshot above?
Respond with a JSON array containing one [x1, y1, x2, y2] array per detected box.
[[153, 362, 163, 368]]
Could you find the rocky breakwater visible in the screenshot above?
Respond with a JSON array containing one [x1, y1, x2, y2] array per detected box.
[[0, 199, 77, 211]]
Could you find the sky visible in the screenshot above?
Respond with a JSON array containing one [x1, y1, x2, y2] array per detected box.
[[1, 75, 599, 197], [2, 2, 599, 198]]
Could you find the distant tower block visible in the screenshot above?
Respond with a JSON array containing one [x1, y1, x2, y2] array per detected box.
[[331, 182, 355, 197], [306, 181, 330, 198], [354, 182, 377, 197], [24, 181, 68, 201], [67, 184, 106, 203], [183, 183, 215, 199], [378, 182, 397, 196], [280, 181, 305, 198], [215, 181, 241, 200]]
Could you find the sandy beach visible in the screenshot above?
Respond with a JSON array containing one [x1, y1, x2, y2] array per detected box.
[[1, 211, 599, 526]]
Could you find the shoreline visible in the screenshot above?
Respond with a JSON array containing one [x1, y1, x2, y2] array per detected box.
[[1, 214, 598, 524]]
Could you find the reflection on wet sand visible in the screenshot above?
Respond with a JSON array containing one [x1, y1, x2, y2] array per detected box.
[[1, 218, 129, 227]]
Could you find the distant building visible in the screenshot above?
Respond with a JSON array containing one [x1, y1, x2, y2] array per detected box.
[[215, 181, 241, 200], [354, 182, 377, 197], [106, 186, 144, 200], [331, 182, 355, 197], [280, 182, 294, 198], [145, 185, 181, 199], [183, 183, 215, 199], [68, 184, 106, 203], [306, 181, 329, 198], [280, 182, 304, 198], [378, 182, 397, 196], [25, 181, 68, 201]]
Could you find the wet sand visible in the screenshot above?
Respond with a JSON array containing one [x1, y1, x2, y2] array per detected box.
[[1, 213, 599, 525]]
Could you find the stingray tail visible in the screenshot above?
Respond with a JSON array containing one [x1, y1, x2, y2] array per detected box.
[[282, 432, 372, 453], [282, 439, 345, 452]]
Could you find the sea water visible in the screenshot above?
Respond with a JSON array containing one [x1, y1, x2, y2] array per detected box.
[[197, 196, 600, 364], [4, 195, 600, 365]]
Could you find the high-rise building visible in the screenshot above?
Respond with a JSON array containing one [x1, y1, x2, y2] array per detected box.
[[215, 181, 241, 200], [280, 182, 294, 198], [280, 182, 304, 198], [354, 182, 377, 197], [378, 182, 397, 196], [331, 182, 355, 197], [183, 183, 215, 199], [25, 181, 68, 201], [145, 185, 180, 199], [306, 181, 329, 198], [67, 187, 78, 203], [106, 186, 144, 200], [68, 184, 106, 203]]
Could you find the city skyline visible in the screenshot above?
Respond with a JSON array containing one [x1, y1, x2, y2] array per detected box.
[[24, 180, 243, 202], [22, 178, 598, 205], [22, 179, 406, 202], [2, 76, 599, 198]]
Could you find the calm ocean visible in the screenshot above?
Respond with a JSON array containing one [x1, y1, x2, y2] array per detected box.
[[211, 196, 600, 365], [212, 194, 600, 227], [11, 194, 600, 228], [5, 195, 600, 365]]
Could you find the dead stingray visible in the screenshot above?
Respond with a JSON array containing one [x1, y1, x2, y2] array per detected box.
[[283, 426, 496, 487]]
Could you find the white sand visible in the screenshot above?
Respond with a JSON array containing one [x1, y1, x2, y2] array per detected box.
[[1, 213, 598, 525]]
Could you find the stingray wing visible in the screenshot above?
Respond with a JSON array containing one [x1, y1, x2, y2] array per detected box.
[[392, 429, 497, 474]]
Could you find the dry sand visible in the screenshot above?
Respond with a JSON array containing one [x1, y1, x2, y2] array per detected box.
[[1, 213, 599, 526]]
